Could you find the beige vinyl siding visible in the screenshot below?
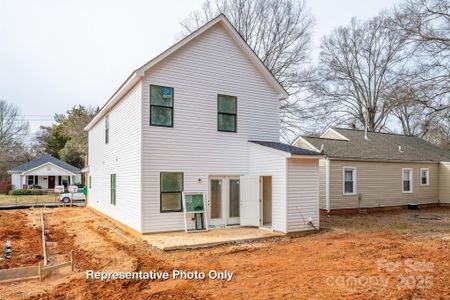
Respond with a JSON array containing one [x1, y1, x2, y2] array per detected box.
[[287, 158, 320, 231], [141, 23, 280, 232], [88, 83, 142, 232], [328, 160, 439, 209], [439, 162, 450, 203]]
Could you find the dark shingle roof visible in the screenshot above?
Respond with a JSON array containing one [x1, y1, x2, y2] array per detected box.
[[9, 155, 81, 173], [302, 128, 450, 162], [250, 141, 322, 156]]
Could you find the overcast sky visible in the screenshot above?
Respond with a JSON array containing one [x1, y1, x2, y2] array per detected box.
[[0, 0, 403, 133]]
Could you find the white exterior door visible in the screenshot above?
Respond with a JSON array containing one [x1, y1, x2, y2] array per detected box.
[[208, 176, 241, 226], [239, 175, 260, 226]]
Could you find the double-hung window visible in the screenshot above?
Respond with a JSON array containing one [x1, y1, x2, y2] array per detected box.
[[105, 115, 109, 144], [110, 174, 116, 205], [343, 167, 356, 195], [160, 172, 183, 212], [402, 168, 413, 193], [150, 85, 174, 127], [420, 168, 429, 186], [218, 94, 237, 132]]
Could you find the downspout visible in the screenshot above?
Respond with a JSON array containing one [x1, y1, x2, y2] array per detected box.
[[325, 157, 331, 213]]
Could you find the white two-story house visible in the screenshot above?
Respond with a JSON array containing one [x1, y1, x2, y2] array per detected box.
[[85, 14, 322, 235]]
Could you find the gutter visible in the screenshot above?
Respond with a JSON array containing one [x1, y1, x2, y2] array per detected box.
[[325, 157, 331, 213]]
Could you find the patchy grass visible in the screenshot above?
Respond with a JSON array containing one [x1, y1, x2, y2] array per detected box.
[[0, 194, 58, 205], [321, 207, 450, 236]]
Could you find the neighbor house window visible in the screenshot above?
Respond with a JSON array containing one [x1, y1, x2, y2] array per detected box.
[[402, 168, 413, 193], [343, 167, 356, 195], [160, 172, 183, 212], [150, 85, 174, 127], [420, 168, 429, 186], [110, 174, 116, 205], [105, 115, 109, 144], [218, 94, 237, 132], [27, 176, 34, 185]]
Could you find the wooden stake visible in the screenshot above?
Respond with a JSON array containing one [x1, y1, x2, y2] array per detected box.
[[38, 261, 44, 281], [70, 250, 74, 272]]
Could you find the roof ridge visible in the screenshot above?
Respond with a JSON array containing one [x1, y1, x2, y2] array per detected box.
[[333, 127, 416, 138]]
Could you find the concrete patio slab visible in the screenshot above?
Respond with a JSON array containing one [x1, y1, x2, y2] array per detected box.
[[142, 227, 285, 251]]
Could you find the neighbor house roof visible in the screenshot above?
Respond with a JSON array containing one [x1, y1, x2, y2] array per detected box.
[[84, 14, 289, 131], [250, 141, 322, 156], [9, 155, 81, 174], [299, 128, 450, 162]]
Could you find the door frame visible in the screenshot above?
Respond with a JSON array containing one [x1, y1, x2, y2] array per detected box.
[[208, 176, 241, 226], [48, 176, 56, 189]]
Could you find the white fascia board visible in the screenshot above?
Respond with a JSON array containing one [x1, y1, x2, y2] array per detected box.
[[292, 136, 321, 152], [20, 162, 77, 176], [85, 14, 288, 132], [320, 128, 349, 141], [84, 72, 141, 131], [290, 154, 324, 159]]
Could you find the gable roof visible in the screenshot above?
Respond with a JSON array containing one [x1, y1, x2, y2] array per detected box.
[[9, 155, 81, 174], [250, 141, 322, 156], [300, 128, 450, 162], [84, 14, 289, 131]]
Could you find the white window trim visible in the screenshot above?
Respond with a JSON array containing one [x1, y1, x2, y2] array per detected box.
[[402, 168, 413, 193], [420, 168, 430, 186], [343, 167, 357, 195]]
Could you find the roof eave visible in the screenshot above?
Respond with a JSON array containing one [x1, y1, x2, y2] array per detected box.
[[84, 71, 142, 131]]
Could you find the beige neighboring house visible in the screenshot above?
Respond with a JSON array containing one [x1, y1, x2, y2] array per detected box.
[[294, 128, 450, 213]]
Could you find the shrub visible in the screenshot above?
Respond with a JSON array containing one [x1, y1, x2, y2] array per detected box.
[[12, 189, 32, 196], [29, 189, 43, 195]]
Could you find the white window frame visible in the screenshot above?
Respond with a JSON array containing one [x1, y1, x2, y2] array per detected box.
[[402, 168, 413, 193], [342, 167, 357, 195], [420, 168, 429, 186]]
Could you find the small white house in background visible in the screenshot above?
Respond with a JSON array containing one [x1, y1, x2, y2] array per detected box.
[[9, 155, 82, 190], [84, 14, 322, 235]]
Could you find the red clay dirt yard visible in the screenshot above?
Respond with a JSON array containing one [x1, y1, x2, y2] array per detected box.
[[0, 206, 448, 299]]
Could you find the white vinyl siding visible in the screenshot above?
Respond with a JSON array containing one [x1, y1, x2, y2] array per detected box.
[[88, 83, 142, 232], [287, 158, 320, 232], [141, 23, 280, 233], [248, 144, 287, 233]]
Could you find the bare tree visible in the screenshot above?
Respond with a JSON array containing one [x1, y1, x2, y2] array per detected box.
[[0, 100, 29, 152], [309, 15, 410, 132], [0, 100, 31, 180], [181, 0, 314, 140]]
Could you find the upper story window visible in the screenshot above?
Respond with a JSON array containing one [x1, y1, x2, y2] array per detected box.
[[150, 85, 174, 127], [343, 167, 356, 195], [402, 168, 413, 193], [218, 94, 237, 132], [105, 115, 109, 144], [420, 168, 429, 185]]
